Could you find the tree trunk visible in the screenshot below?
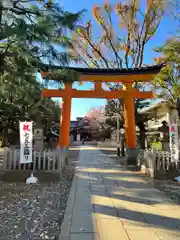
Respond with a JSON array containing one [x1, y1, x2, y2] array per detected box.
[[3, 127, 9, 146], [176, 98, 180, 119], [0, 2, 3, 25], [138, 123, 146, 150]]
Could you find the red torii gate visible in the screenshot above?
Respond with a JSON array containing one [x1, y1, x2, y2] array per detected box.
[[41, 65, 162, 164]]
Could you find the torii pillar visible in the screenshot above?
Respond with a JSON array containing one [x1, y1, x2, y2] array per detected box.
[[123, 82, 138, 164], [59, 83, 72, 148]]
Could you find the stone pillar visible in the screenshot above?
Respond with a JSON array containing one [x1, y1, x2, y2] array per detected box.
[[34, 128, 44, 152], [77, 134, 80, 141], [34, 115, 45, 151], [160, 121, 169, 151]]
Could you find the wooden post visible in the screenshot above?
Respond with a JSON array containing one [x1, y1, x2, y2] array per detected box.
[[123, 83, 136, 149], [94, 82, 102, 91], [59, 83, 72, 148], [116, 113, 120, 156]]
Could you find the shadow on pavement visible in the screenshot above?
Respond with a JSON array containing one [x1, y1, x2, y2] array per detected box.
[[63, 145, 180, 240]]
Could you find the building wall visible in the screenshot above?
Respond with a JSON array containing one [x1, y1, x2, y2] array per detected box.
[[142, 103, 171, 150], [146, 104, 171, 130]]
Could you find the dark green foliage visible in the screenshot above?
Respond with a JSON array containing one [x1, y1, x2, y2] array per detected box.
[[0, 0, 84, 144], [153, 38, 180, 111]]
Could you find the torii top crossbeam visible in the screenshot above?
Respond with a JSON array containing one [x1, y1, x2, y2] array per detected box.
[[41, 64, 162, 82], [41, 64, 163, 163]]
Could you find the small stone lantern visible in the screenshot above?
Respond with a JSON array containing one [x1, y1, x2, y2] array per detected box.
[[159, 120, 169, 151], [34, 115, 45, 152]]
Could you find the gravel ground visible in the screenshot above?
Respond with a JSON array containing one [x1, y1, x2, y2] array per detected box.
[[0, 148, 79, 240]]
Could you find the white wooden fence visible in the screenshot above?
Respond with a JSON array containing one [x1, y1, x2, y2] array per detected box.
[[0, 148, 67, 172], [138, 149, 180, 178]]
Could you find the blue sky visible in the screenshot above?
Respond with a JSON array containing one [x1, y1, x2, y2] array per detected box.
[[53, 0, 177, 120]]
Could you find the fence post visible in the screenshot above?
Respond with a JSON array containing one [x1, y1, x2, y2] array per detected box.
[[58, 148, 62, 174], [52, 151, 56, 172], [43, 151, 46, 170], [13, 150, 17, 170], [17, 150, 21, 170], [9, 149, 13, 170], [166, 151, 169, 170], [137, 149, 144, 168], [162, 152, 166, 170], [156, 151, 160, 171], [33, 151, 36, 173], [59, 149, 62, 173], [3, 147, 8, 170], [151, 149, 157, 178]]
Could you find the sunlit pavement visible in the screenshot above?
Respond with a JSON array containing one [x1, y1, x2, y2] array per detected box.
[[60, 145, 180, 240]]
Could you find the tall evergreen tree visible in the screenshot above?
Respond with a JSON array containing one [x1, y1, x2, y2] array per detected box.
[[0, 0, 84, 144], [153, 37, 180, 116]]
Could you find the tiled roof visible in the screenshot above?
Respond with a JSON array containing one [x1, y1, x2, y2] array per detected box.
[[40, 64, 164, 76], [139, 100, 170, 114]]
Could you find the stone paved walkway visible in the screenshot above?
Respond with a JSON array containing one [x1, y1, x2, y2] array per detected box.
[[59, 146, 180, 240]]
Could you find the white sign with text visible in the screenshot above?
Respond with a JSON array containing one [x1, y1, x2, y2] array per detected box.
[[20, 122, 33, 163], [169, 124, 179, 162]]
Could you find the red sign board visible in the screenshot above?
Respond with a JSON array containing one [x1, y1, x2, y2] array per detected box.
[[170, 126, 175, 132]]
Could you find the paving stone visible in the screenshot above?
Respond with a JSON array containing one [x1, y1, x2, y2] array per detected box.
[[94, 205, 118, 218], [76, 186, 92, 197], [70, 233, 99, 240], [110, 191, 158, 205], [127, 229, 160, 240], [74, 194, 93, 211], [77, 179, 90, 187], [91, 189, 109, 198], [122, 219, 152, 230], [152, 202, 180, 210], [91, 195, 114, 208], [117, 209, 146, 223], [154, 229, 180, 240], [90, 184, 106, 191], [112, 197, 153, 212], [142, 213, 180, 231], [71, 210, 96, 233], [95, 216, 129, 240]]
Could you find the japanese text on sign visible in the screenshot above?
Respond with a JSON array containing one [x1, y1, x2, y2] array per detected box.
[[20, 122, 33, 163]]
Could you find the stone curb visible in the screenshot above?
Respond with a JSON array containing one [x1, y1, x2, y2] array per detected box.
[[58, 173, 78, 240]]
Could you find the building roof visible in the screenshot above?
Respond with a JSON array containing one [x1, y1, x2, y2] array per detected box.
[[70, 120, 79, 128], [139, 100, 172, 114], [40, 64, 164, 76]]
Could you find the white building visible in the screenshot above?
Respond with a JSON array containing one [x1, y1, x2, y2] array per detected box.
[[139, 100, 174, 131], [139, 100, 177, 150]]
